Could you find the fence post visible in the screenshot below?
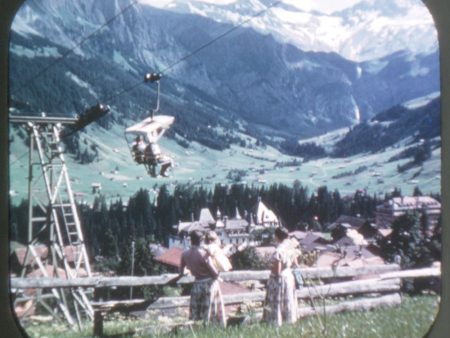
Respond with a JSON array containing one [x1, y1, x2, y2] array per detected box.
[[93, 287, 104, 337]]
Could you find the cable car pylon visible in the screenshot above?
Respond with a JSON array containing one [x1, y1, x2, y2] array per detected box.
[[10, 104, 109, 329]]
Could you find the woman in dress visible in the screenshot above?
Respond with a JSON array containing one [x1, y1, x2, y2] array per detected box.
[[263, 227, 298, 326]]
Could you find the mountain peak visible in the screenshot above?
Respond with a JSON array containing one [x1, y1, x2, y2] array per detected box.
[[138, 0, 436, 62]]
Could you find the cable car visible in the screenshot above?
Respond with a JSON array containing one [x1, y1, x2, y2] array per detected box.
[[124, 73, 175, 177]]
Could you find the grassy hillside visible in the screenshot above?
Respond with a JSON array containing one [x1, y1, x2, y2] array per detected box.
[[21, 295, 439, 338], [8, 118, 441, 206]]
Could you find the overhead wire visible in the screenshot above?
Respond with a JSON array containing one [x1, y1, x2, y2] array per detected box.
[[160, 0, 282, 75], [10, 0, 282, 110], [9, 150, 29, 167], [100, 0, 283, 104], [10, 0, 140, 97]]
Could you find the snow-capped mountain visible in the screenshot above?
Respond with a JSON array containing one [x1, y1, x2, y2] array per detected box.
[[9, 0, 439, 140], [139, 0, 437, 62], [8, 0, 441, 199]]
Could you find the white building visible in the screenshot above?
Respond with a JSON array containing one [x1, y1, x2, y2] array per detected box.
[[376, 196, 441, 228], [169, 201, 279, 249]]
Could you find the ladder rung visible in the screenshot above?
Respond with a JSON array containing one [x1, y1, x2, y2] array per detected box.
[[54, 203, 72, 208], [31, 216, 47, 222]]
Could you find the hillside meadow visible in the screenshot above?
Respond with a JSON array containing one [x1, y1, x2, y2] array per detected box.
[[21, 295, 439, 338]]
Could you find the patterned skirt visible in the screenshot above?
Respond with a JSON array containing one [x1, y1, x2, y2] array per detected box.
[[189, 278, 226, 327], [263, 269, 297, 326]]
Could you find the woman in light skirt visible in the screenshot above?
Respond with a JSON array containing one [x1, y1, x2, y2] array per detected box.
[[263, 227, 298, 326]]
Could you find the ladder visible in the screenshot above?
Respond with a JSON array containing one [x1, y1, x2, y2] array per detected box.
[[16, 120, 94, 328]]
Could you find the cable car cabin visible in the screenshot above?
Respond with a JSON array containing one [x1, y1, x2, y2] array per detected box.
[[125, 115, 175, 178]]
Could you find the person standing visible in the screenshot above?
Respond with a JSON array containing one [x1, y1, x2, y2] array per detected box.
[[179, 230, 226, 327], [263, 227, 298, 326]]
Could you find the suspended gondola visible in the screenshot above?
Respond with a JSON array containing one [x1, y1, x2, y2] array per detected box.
[[124, 73, 174, 177]]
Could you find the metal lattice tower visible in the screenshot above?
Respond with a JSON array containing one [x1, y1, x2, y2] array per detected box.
[[10, 110, 107, 329]]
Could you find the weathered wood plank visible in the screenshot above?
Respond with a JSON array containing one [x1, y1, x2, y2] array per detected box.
[[296, 293, 402, 318], [91, 299, 148, 310], [378, 267, 440, 280], [10, 273, 179, 289], [149, 278, 401, 310], [297, 264, 400, 280], [248, 293, 403, 321], [11, 264, 403, 289]]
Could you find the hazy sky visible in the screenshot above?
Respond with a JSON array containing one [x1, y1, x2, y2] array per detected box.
[[139, 0, 365, 14], [282, 0, 363, 14]]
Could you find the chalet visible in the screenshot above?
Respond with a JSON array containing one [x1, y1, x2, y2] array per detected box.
[[334, 236, 359, 247], [377, 228, 393, 238], [91, 182, 102, 193], [298, 232, 331, 253], [376, 196, 441, 228], [169, 201, 279, 249], [357, 222, 379, 239], [329, 215, 367, 229], [328, 215, 369, 241], [289, 230, 309, 242]]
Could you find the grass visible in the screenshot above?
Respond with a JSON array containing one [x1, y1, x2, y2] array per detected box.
[[21, 295, 439, 338], [8, 123, 441, 207]]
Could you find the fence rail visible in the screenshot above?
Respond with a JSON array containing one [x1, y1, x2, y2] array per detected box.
[[11, 264, 405, 289], [10, 263, 440, 336]]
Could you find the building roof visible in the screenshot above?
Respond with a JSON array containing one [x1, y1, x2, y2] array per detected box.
[[302, 242, 335, 253], [315, 252, 342, 267], [199, 208, 215, 223], [63, 245, 85, 263], [328, 215, 366, 230], [378, 228, 393, 237], [289, 231, 309, 241], [381, 196, 441, 210], [315, 248, 384, 268], [223, 219, 248, 230], [300, 232, 328, 246], [357, 222, 378, 238], [26, 264, 68, 278], [256, 201, 278, 224], [155, 247, 184, 268], [149, 243, 168, 257], [13, 245, 48, 266], [181, 221, 210, 233]]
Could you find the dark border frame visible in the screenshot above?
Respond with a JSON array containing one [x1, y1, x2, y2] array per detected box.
[[1, 1, 448, 337]]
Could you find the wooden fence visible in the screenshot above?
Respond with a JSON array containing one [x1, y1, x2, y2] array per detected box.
[[10, 264, 441, 336]]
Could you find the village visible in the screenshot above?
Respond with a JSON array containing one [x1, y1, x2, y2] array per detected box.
[[148, 195, 442, 302]]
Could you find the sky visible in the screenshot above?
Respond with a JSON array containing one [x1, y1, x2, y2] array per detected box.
[[138, 0, 365, 14], [282, 0, 363, 14]]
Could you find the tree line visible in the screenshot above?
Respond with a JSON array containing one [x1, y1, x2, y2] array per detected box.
[[9, 182, 441, 295], [10, 182, 385, 256]]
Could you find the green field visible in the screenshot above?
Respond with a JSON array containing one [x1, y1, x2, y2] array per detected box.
[[8, 122, 441, 207], [21, 295, 439, 338]]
